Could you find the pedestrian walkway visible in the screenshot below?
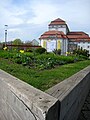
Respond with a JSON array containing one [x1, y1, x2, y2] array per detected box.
[[77, 90, 90, 120]]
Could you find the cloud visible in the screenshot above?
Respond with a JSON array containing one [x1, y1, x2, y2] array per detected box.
[[0, 2, 22, 26], [0, 0, 90, 42], [27, 0, 90, 24], [4, 22, 46, 42], [27, 1, 59, 24]]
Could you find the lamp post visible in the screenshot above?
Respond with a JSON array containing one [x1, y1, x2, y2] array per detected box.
[[5, 25, 8, 47]]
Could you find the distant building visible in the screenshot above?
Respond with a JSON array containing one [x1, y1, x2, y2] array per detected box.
[[67, 32, 90, 53], [30, 39, 39, 46], [39, 18, 90, 55]]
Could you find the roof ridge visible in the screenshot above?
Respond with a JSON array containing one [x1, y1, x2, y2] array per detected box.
[[52, 18, 65, 22], [48, 18, 66, 26]]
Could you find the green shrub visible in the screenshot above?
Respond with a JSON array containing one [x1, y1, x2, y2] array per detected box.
[[35, 54, 79, 70], [35, 47, 46, 54], [15, 58, 22, 64], [53, 49, 61, 55], [0, 50, 87, 70], [0, 50, 15, 59], [26, 48, 33, 52], [73, 48, 89, 57]]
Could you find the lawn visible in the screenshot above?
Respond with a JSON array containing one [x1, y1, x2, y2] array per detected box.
[[0, 56, 90, 91]]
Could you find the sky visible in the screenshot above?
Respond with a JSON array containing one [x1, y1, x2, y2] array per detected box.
[[0, 0, 90, 43]]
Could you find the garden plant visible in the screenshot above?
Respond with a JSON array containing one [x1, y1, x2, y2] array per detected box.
[[0, 47, 90, 91]]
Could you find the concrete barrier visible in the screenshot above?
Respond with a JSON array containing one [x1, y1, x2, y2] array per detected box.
[[0, 69, 59, 120], [46, 66, 90, 120], [0, 66, 90, 120]]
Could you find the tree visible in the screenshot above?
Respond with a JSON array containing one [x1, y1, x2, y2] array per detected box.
[[12, 39, 23, 51], [12, 39, 23, 45], [25, 41, 32, 46]]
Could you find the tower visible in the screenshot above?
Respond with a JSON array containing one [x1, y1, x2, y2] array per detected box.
[[48, 18, 69, 34]]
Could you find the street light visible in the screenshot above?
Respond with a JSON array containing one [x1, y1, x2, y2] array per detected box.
[[5, 25, 8, 47]]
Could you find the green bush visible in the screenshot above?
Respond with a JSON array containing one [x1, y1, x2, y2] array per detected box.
[[0, 50, 87, 70], [35, 47, 46, 54], [0, 50, 15, 59], [73, 48, 89, 57], [26, 48, 33, 52], [15, 58, 22, 64], [35, 54, 80, 70], [53, 49, 61, 55]]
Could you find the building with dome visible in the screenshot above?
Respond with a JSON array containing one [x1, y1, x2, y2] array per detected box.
[[39, 18, 90, 55]]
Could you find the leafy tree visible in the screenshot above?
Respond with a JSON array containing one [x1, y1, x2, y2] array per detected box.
[[12, 39, 23, 45], [12, 39, 23, 51]]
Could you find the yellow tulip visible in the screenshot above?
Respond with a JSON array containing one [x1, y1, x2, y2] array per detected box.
[[3, 47, 8, 50], [20, 50, 24, 53]]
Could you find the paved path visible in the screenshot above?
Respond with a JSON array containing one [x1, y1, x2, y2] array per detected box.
[[77, 90, 90, 120]]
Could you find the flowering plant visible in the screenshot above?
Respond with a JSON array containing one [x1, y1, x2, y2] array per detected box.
[[20, 50, 24, 53], [3, 47, 8, 50]]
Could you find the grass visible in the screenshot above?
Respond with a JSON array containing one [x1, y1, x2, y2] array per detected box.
[[0, 57, 90, 91]]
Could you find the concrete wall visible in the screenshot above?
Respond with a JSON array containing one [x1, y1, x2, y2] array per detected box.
[[0, 69, 59, 120], [46, 66, 90, 120], [0, 66, 90, 120]]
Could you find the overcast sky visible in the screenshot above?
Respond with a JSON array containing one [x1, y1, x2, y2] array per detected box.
[[0, 0, 90, 42]]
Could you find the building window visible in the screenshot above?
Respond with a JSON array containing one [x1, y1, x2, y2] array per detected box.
[[43, 41, 46, 48], [87, 46, 90, 48], [57, 40, 61, 49]]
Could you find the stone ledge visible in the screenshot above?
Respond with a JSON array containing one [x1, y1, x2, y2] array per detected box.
[[46, 66, 90, 120], [0, 69, 59, 120]]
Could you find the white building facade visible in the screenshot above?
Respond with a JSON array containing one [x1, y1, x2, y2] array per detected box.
[[39, 18, 90, 55], [78, 41, 90, 54]]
